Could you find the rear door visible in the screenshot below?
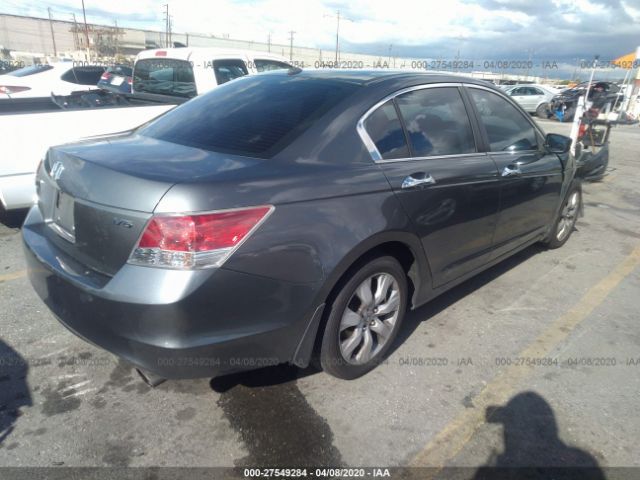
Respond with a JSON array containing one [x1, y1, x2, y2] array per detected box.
[[528, 87, 546, 110], [361, 85, 501, 287], [465, 86, 563, 258]]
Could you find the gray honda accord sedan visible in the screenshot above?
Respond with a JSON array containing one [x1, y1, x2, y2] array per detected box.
[[23, 70, 580, 384]]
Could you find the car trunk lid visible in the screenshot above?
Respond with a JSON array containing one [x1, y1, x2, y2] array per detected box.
[[38, 134, 262, 276]]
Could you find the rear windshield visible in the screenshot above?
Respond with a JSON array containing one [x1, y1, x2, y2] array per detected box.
[[133, 58, 196, 98], [108, 65, 133, 77], [139, 74, 360, 158], [60, 66, 106, 85], [8, 64, 54, 77]]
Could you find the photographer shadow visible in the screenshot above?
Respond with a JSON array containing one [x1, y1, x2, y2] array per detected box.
[[473, 391, 606, 480], [0, 339, 32, 445]]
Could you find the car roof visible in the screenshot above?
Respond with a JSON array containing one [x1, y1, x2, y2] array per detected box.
[[257, 68, 498, 89]]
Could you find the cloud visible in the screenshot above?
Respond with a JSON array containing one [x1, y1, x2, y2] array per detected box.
[[0, 0, 637, 72]]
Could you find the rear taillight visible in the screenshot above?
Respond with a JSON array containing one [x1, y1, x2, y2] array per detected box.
[[127, 77, 132, 85], [100, 72, 112, 81], [0, 85, 31, 94], [128, 206, 273, 269], [578, 123, 587, 139]]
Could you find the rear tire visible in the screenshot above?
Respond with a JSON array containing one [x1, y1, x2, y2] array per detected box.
[[320, 256, 408, 380], [544, 183, 581, 249], [536, 103, 549, 118]]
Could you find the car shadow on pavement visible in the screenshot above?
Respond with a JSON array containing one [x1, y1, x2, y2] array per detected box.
[[0, 339, 32, 445], [470, 391, 605, 480], [390, 243, 545, 358]]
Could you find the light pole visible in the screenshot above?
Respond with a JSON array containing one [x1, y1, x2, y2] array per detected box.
[[163, 4, 170, 48], [81, 0, 90, 59], [47, 7, 57, 57], [324, 10, 342, 64], [288, 30, 295, 61]]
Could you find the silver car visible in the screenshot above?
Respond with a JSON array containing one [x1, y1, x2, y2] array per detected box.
[[505, 84, 556, 117]]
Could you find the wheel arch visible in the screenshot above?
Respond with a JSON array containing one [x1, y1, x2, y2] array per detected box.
[[317, 231, 433, 313], [291, 232, 434, 369]]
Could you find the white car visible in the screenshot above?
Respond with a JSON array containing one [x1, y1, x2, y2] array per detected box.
[[0, 49, 293, 211], [504, 84, 557, 117], [133, 47, 293, 98], [0, 61, 105, 98]]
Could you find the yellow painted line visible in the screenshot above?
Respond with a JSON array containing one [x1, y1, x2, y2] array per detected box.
[[0, 269, 27, 282], [410, 244, 640, 472]]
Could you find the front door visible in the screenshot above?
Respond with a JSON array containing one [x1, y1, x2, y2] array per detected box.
[[361, 86, 501, 287], [466, 87, 563, 258]]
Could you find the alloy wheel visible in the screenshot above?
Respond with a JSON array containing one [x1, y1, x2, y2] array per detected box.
[[338, 273, 401, 365], [556, 191, 580, 242]]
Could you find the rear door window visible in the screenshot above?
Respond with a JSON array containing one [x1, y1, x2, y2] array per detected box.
[[395, 87, 476, 157], [468, 88, 538, 152], [213, 59, 248, 85], [133, 58, 196, 98], [364, 100, 409, 160]]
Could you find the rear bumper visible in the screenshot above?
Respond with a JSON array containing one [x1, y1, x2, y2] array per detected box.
[[22, 206, 320, 379], [0, 172, 36, 210]]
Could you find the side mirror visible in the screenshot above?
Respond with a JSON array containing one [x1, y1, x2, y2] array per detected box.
[[545, 133, 572, 154]]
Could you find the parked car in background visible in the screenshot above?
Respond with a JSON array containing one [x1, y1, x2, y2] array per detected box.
[[548, 81, 622, 121], [0, 60, 24, 75], [0, 92, 178, 211], [1, 48, 291, 212], [133, 47, 293, 98], [97, 65, 133, 94], [504, 84, 557, 117], [0, 61, 105, 98], [23, 71, 580, 386]]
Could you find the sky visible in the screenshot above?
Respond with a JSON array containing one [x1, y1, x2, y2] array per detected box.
[[1, 0, 639, 78]]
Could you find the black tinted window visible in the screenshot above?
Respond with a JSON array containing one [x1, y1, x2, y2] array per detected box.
[[139, 75, 359, 158], [133, 58, 196, 98], [469, 88, 538, 152], [364, 100, 409, 160], [60, 66, 106, 85], [213, 59, 248, 85], [108, 65, 133, 76], [254, 59, 291, 72], [396, 87, 475, 157], [8, 64, 53, 77]]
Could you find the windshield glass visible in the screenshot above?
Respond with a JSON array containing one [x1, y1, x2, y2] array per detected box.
[[133, 58, 196, 98], [139, 73, 360, 158]]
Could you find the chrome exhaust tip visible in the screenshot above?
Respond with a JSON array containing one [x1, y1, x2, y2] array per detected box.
[[136, 368, 166, 387]]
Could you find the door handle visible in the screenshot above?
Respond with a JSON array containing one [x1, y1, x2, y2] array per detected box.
[[501, 164, 522, 177], [401, 173, 436, 189]]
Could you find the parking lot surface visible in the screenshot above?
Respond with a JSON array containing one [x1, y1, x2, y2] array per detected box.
[[1, 120, 639, 474]]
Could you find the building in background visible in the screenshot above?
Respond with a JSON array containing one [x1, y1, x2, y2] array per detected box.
[[0, 13, 547, 83]]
